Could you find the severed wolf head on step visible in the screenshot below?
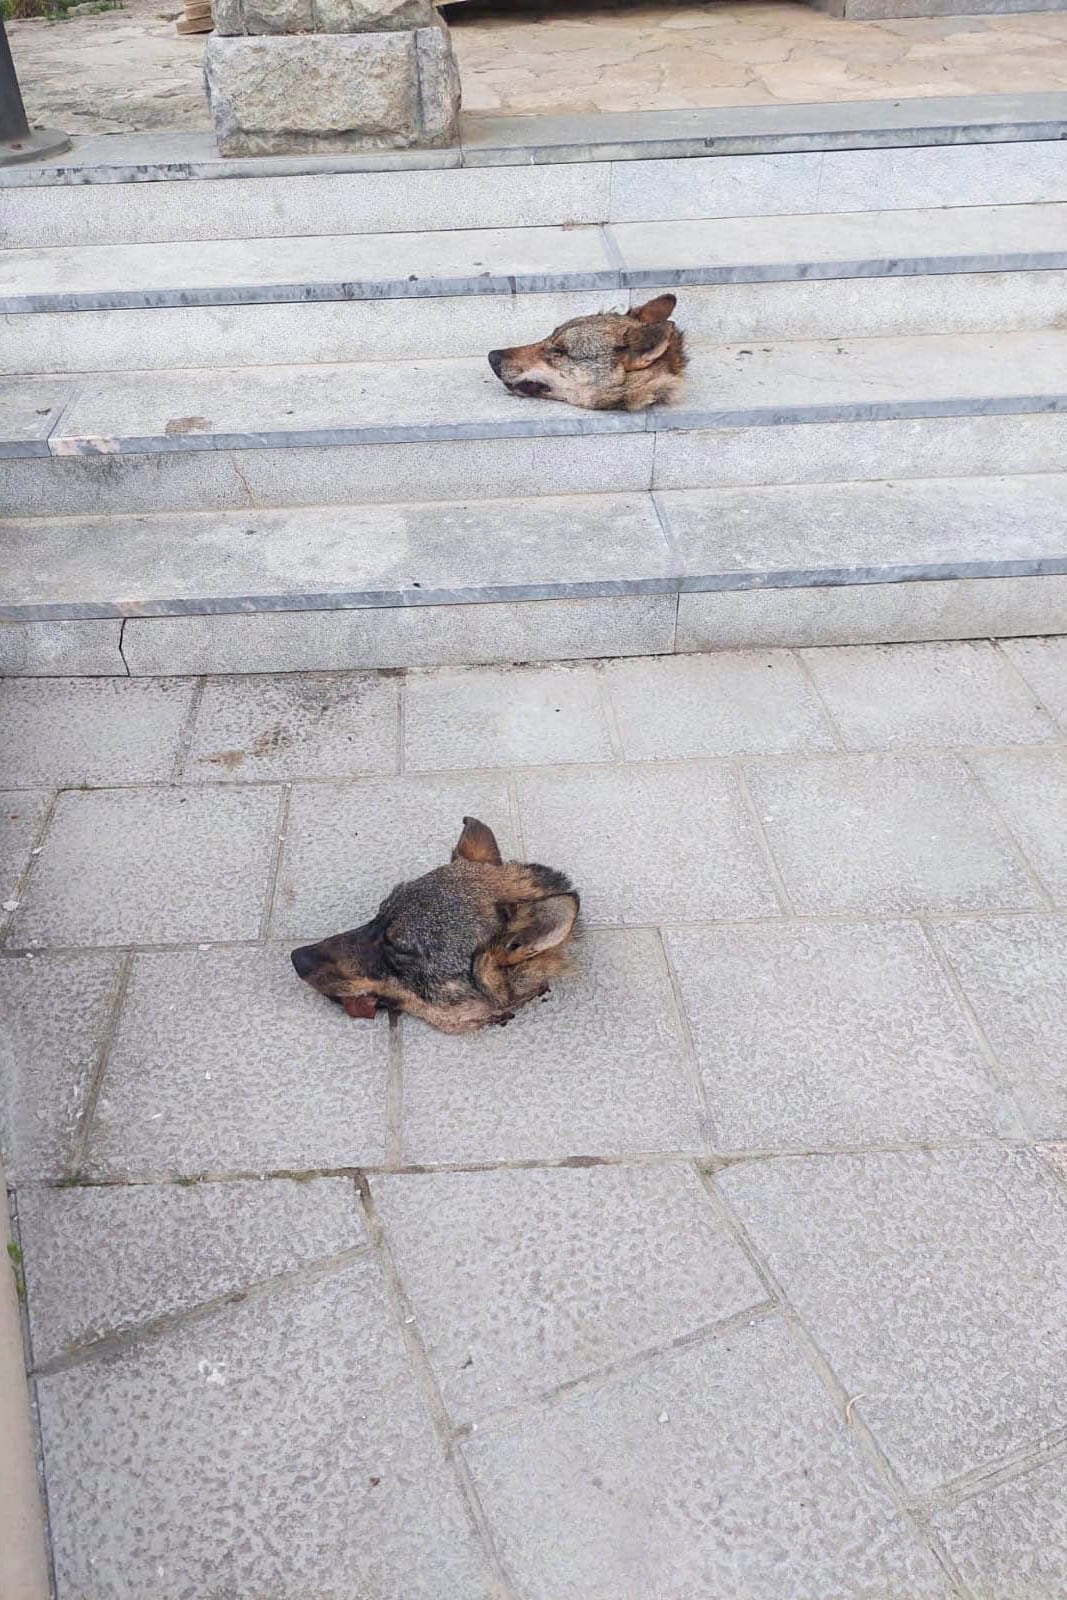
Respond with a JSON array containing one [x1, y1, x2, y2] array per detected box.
[[488, 294, 686, 412]]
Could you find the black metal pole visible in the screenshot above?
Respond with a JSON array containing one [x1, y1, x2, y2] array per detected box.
[[0, 15, 70, 164]]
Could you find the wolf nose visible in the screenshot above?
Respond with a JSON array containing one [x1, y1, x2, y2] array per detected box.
[[487, 349, 505, 377], [291, 945, 321, 979]]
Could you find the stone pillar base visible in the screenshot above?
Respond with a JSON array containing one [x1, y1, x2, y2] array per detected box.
[[204, 16, 460, 156]]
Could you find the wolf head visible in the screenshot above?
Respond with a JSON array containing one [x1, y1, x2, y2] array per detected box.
[[488, 294, 685, 413], [291, 817, 579, 1034]]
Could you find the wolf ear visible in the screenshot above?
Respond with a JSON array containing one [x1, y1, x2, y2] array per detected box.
[[452, 816, 503, 866], [498, 893, 579, 965], [632, 293, 677, 325]]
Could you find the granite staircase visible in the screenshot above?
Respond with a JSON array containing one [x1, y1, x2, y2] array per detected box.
[[2, 96, 1067, 676]]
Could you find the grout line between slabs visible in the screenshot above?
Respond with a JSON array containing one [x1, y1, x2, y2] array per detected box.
[[0, 789, 59, 945], [455, 1300, 780, 1443], [259, 783, 292, 941], [169, 674, 206, 783], [68, 950, 133, 1180], [593, 662, 626, 760], [791, 647, 849, 751], [917, 919, 1040, 1140], [395, 675, 406, 777], [30, 1242, 373, 1378], [732, 759, 797, 917], [993, 637, 1067, 738], [959, 752, 1058, 911], [919, 1425, 1067, 1520], [697, 1168, 976, 1600], [655, 927, 715, 1148], [385, 1016, 404, 1169], [354, 1175, 519, 1599]]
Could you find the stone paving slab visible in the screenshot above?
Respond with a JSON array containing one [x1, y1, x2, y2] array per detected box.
[[183, 670, 399, 783], [800, 640, 1059, 750], [0, 677, 195, 789], [719, 1147, 1067, 1496], [516, 764, 780, 925], [19, 1177, 364, 1366], [603, 650, 834, 759], [0, 951, 122, 1182], [746, 751, 1043, 915], [666, 920, 1020, 1151], [931, 1455, 1067, 1600], [399, 929, 703, 1165], [36, 1257, 497, 1600], [404, 663, 613, 773], [463, 1316, 952, 1600], [272, 774, 517, 942], [85, 948, 389, 1177], [7, 786, 281, 948], [934, 916, 1067, 1136], [968, 748, 1067, 904], [373, 1164, 760, 1415], [3, 642, 1067, 1598]]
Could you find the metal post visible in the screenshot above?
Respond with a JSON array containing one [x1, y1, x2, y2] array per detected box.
[[0, 15, 70, 165]]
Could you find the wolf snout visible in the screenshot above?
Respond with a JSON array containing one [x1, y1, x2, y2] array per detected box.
[[291, 944, 322, 979], [487, 349, 506, 377]]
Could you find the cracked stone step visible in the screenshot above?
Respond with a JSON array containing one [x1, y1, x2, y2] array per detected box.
[[3, 330, 1065, 461], [3, 204, 1064, 314]]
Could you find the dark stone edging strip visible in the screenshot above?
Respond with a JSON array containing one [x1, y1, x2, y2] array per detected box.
[[5, 557, 1067, 624]]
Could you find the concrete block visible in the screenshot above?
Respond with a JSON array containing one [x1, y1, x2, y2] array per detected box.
[[0, 376, 72, 458], [212, 0, 431, 34], [603, 651, 834, 759], [183, 671, 398, 782], [936, 915, 1067, 1136], [399, 929, 704, 1165], [0, 951, 123, 1182], [373, 1164, 761, 1415], [8, 787, 280, 948], [0, 619, 125, 677], [272, 773, 516, 942], [0, 678, 195, 787], [403, 663, 613, 772], [969, 749, 1067, 903], [675, 576, 1067, 652], [19, 1178, 365, 1364], [37, 1258, 494, 1599], [463, 1317, 950, 1600], [120, 597, 677, 677], [87, 948, 388, 1176], [800, 640, 1059, 750], [666, 921, 1017, 1152], [720, 1148, 1067, 1493], [204, 27, 459, 158], [745, 752, 1042, 915], [515, 764, 779, 925]]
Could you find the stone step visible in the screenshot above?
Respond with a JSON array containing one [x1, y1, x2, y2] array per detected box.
[[3, 131, 1066, 249], [3, 475, 1065, 675], [9, 270, 1067, 379], [4, 204, 1064, 315], [3, 331, 1064, 465]]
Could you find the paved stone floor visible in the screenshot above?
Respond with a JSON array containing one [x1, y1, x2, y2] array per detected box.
[[2, 636, 1067, 1599], [9, 0, 1067, 134]]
